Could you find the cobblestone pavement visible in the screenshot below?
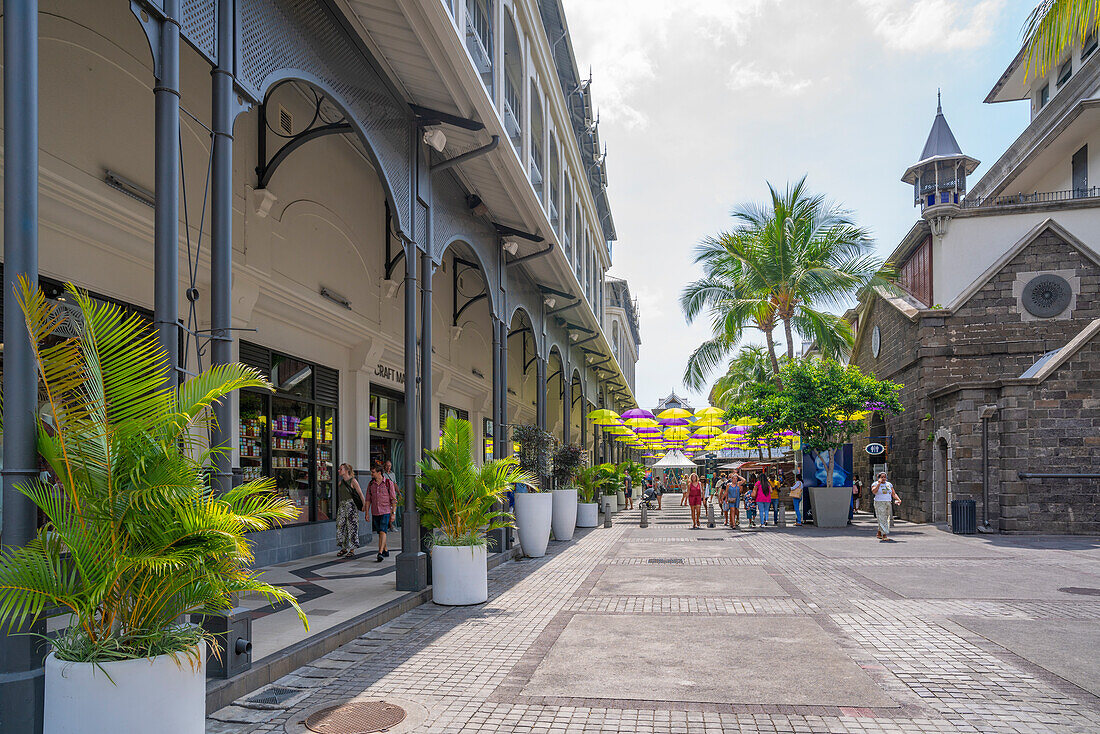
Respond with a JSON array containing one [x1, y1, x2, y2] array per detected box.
[[208, 502, 1100, 733]]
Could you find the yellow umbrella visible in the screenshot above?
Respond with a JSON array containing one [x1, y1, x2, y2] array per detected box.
[[692, 426, 723, 437], [664, 427, 691, 440], [624, 417, 659, 428], [657, 408, 693, 420], [695, 407, 725, 418], [690, 417, 725, 427]]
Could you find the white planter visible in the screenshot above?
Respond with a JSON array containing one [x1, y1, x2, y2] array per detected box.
[[551, 488, 578, 541], [45, 643, 205, 734], [576, 502, 599, 527], [809, 485, 853, 528], [602, 493, 618, 513], [514, 491, 553, 557], [617, 490, 626, 509], [431, 544, 488, 605]]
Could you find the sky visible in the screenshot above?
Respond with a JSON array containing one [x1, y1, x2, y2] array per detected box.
[[562, 0, 1037, 408]]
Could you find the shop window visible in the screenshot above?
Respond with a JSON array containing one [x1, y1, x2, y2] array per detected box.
[[1058, 59, 1073, 87], [483, 418, 494, 463], [239, 342, 338, 525], [1084, 32, 1098, 60], [439, 404, 470, 436]]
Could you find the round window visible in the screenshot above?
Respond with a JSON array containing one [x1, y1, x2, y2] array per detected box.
[[871, 325, 881, 358], [1022, 274, 1072, 318]]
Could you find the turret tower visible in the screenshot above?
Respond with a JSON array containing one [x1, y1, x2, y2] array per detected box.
[[901, 93, 980, 236]]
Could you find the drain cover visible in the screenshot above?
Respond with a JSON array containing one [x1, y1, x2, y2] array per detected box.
[[648, 558, 684, 564], [1059, 587, 1100, 596], [246, 686, 300, 705], [305, 701, 407, 733]]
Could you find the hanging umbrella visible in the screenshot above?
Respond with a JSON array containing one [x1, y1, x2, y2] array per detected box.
[[588, 409, 621, 424], [695, 407, 725, 418], [657, 417, 690, 427], [624, 417, 659, 428], [692, 426, 723, 437], [620, 408, 656, 421], [651, 449, 698, 468], [657, 408, 693, 420]]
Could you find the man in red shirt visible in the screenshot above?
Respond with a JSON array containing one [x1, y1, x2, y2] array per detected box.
[[367, 465, 398, 562]]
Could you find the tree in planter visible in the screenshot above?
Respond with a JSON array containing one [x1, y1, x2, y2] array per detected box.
[[0, 282, 307, 667], [617, 460, 646, 491], [511, 424, 555, 490], [551, 443, 585, 490], [573, 465, 605, 504], [731, 358, 903, 487], [416, 417, 534, 545], [596, 463, 620, 496]]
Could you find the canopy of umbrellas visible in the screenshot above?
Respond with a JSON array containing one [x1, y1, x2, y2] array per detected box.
[[586, 407, 799, 460]]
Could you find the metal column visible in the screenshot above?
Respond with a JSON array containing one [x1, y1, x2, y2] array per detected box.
[[154, 0, 182, 386], [499, 319, 508, 457], [535, 357, 547, 430], [0, 1, 44, 730], [396, 242, 427, 590], [487, 315, 506, 552], [210, 0, 234, 494], [562, 358, 571, 445], [580, 393, 587, 452], [420, 252, 433, 454]]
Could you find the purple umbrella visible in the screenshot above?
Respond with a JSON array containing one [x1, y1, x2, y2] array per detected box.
[[658, 418, 690, 427], [634, 426, 662, 435], [621, 408, 656, 421]]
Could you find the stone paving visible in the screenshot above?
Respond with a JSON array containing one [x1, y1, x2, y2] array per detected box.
[[208, 501, 1100, 733]]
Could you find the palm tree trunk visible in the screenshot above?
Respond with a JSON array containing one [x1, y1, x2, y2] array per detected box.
[[763, 328, 782, 386], [783, 318, 795, 360]]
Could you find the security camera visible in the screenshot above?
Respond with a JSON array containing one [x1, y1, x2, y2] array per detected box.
[[423, 128, 447, 153]]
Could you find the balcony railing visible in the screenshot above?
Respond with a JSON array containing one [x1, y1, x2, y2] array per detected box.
[[962, 186, 1100, 209], [465, 6, 492, 75], [502, 74, 521, 142]]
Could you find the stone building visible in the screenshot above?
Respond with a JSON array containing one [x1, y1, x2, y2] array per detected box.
[[848, 50, 1100, 534]]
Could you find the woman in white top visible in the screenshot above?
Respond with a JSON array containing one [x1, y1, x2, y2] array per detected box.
[[871, 471, 901, 541]]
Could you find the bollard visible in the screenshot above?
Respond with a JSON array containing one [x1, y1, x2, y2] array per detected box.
[[779, 501, 787, 527], [640, 504, 648, 528], [604, 498, 613, 528], [706, 502, 716, 528]]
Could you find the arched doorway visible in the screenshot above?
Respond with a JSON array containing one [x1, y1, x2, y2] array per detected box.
[[935, 436, 951, 524]]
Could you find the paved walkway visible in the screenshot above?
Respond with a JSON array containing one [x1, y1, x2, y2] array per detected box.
[[208, 501, 1100, 733]]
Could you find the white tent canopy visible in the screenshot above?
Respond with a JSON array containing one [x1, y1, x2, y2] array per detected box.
[[651, 449, 697, 469]]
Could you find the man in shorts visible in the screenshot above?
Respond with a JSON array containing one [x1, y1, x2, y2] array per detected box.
[[367, 465, 398, 562]]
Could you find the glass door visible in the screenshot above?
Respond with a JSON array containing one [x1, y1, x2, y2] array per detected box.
[[271, 397, 314, 524], [315, 405, 337, 521], [240, 392, 268, 483]]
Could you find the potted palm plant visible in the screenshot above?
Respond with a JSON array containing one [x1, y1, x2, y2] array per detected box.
[[619, 460, 646, 510], [0, 282, 306, 734], [550, 443, 584, 540], [416, 416, 531, 605], [510, 424, 555, 557], [598, 462, 620, 513], [573, 464, 605, 527]]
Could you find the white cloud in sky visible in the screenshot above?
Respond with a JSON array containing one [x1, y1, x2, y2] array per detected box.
[[562, 0, 1025, 407], [858, 0, 1005, 51]]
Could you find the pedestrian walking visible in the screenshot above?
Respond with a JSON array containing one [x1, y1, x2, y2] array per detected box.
[[743, 473, 758, 528], [623, 468, 634, 510], [656, 476, 664, 510], [716, 472, 731, 526], [680, 472, 689, 506], [871, 471, 901, 541], [335, 463, 366, 558], [790, 473, 804, 526], [769, 472, 782, 525], [754, 474, 772, 527], [383, 459, 401, 528], [731, 471, 745, 528], [687, 472, 704, 529], [849, 476, 863, 525], [367, 465, 398, 561]]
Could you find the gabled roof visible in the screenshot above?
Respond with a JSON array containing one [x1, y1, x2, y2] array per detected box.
[[920, 99, 963, 160]]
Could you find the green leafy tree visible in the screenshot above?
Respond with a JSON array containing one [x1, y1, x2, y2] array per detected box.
[[511, 424, 555, 491], [709, 346, 781, 409], [551, 443, 585, 489], [0, 282, 306, 664], [416, 416, 535, 546], [731, 359, 903, 488], [681, 177, 892, 390], [574, 465, 611, 503], [1023, 1, 1100, 78]]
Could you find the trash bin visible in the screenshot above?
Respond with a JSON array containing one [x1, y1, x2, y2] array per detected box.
[[950, 499, 977, 534]]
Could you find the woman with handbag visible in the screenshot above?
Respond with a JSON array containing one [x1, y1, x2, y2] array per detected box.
[[789, 473, 804, 526], [336, 463, 367, 558]]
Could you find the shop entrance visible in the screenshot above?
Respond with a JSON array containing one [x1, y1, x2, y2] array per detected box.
[[369, 387, 406, 491]]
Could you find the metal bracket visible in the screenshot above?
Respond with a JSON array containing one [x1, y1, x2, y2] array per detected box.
[[453, 256, 487, 325], [384, 202, 405, 281], [410, 104, 485, 131], [507, 241, 555, 268], [432, 136, 499, 173], [494, 222, 543, 243], [256, 82, 352, 189], [130, 0, 167, 78]]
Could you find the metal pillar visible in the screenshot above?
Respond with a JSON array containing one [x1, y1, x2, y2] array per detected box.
[[580, 395, 587, 452], [420, 252, 433, 454], [210, 0, 234, 494], [0, 2, 44, 730], [154, 0, 182, 386], [487, 316, 506, 552], [396, 243, 427, 590], [499, 319, 508, 456], [535, 356, 547, 431], [562, 360, 571, 445]]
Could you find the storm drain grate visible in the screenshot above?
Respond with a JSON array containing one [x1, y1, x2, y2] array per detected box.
[[305, 701, 407, 733], [247, 686, 300, 706], [1060, 587, 1100, 596], [647, 558, 685, 564]]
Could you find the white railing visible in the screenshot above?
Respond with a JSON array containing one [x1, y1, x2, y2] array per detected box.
[[465, 6, 492, 74], [503, 74, 521, 142]]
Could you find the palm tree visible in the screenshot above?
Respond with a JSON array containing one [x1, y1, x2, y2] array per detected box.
[[709, 346, 776, 409], [681, 177, 891, 390], [1023, 1, 1100, 78]]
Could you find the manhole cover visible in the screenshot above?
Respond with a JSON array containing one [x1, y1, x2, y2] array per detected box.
[[1059, 587, 1100, 596], [648, 558, 684, 564], [304, 701, 407, 733], [247, 686, 300, 705]]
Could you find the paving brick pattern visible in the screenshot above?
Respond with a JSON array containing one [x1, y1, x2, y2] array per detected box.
[[208, 507, 1100, 733]]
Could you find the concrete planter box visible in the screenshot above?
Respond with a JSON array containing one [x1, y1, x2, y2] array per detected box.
[[45, 643, 205, 734], [576, 502, 599, 527], [431, 544, 488, 605], [514, 491, 553, 557], [617, 490, 626, 509], [602, 493, 618, 513], [551, 488, 578, 541], [809, 486, 852, 528]]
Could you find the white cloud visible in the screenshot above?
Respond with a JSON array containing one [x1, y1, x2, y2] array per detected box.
[[728, 62, 812, 94], [858, 0, 1005, 51]]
